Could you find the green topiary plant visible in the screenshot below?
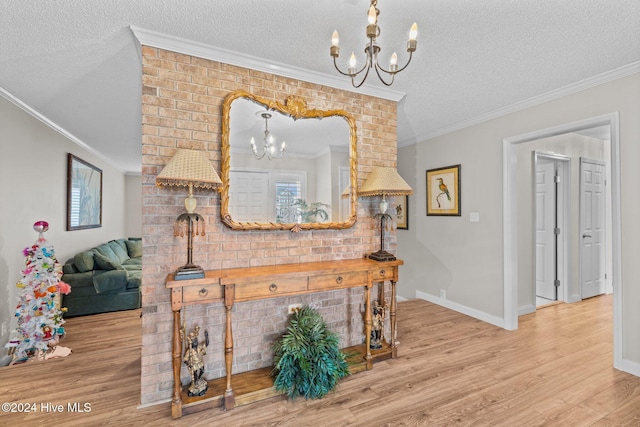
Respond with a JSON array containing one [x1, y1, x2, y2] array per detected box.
[[292, 199, 330, 223], [272, 305, 349, 400]]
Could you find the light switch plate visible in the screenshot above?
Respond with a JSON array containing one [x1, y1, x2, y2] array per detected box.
[[470, 212, 480, 222]]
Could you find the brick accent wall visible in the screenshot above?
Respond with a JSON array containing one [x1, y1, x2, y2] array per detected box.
[[140, 46, 398, 405]]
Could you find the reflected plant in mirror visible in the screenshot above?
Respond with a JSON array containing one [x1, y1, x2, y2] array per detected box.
[[220, 90, 358, 231]]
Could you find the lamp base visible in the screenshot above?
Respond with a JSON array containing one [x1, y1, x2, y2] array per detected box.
[[368, 250, 397, 262], [174, 264, 205, 280]]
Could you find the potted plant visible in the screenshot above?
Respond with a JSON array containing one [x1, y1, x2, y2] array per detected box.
[[272, 306, 349, 399], [292, 199, 330, 223]]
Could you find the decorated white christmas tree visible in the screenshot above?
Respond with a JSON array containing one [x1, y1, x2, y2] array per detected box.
[[6, 221, 71, 362]]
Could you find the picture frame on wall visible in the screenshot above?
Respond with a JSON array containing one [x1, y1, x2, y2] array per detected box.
[[426, 164, 461, 216], [67, 153, 102, 230], [395, 195, 409, 229]]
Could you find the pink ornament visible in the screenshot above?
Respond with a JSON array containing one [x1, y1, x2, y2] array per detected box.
[[33, 221, 49, 233], [57, 281, 71, 295]]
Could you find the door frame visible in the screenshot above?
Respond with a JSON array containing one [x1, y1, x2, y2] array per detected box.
[[533, 152, 571, 306], [503, 112, 622, 370]]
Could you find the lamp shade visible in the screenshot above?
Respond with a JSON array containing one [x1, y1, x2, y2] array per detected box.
[[156, 149, 222, 190], [359, 167, 413, 197]]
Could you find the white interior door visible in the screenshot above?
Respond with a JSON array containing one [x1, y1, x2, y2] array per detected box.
[[229, 170, 270, 222], [535, 158, 557, 301], [580, 158, 606, 299]]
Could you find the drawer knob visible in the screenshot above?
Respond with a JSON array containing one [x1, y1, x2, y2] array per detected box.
[[269, 283, 278, 292], [336, 276, 343, 284], [199, 288, 208, 297], [379, 269, 386, 277]]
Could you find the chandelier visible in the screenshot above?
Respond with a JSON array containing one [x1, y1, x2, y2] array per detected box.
[[250, 112, 286, 160], [330, 0, 417, 88]]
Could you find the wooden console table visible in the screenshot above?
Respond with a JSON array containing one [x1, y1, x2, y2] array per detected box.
[[165, 258, 403, 418]]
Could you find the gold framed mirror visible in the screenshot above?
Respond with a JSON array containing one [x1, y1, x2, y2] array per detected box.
[[220, 90, 357, 231]]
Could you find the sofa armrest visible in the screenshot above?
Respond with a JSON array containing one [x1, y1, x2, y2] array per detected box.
[[93, 270, 128, 294]]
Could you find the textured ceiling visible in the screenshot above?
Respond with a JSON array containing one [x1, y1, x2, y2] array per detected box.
[[1, 1, 639, 173]]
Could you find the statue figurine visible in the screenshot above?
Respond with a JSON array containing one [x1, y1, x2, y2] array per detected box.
[[182, 325, 209, 397], [370, 300, 387, 350]]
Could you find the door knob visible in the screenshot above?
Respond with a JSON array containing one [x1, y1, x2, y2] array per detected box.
[[582, 233, 592, 238]]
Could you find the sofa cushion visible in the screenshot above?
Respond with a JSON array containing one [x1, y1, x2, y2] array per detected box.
[[62, 262, 78, 274], [108, 240, 130, 264], [122, 257, 141, 267], [60, 271, 95, 289], [93, 270, 128, 294], [94, 243, 118, 261], [94, 253, 123, 271], [73, 251, 95, 273], [126, 271, 141, 290], [125, 239, 142, 258]]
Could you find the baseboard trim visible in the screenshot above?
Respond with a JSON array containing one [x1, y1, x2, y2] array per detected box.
[[518, 304, 536, 316], [137, 397, 171, 410], [567, 293, 582, 303], [621, 358, 640, 378], [415, 290, 506, 329]]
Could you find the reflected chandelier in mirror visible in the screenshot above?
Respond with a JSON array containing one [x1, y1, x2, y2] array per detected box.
[[221, 90, 358, 231]]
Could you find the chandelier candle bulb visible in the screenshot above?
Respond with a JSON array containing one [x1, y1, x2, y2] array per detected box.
[[407, 23, 418, 52], [330, 30, 340, 57], [390, 52, 398, 72], [348, 52, 357, 74], [409, 23, 418, 40], [368, 5, 377, 24]]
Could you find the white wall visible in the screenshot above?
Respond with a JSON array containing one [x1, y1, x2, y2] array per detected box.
[[398, 72, 640, 369], [0, 95, 130, 361], [125, 174, 142, 238]]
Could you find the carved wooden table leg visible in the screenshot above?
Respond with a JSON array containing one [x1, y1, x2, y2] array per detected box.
[[224, 284, 236, 410], [390, 279, 397, 358], [171, 309, 183, 418], [364, 283, 373, 369]]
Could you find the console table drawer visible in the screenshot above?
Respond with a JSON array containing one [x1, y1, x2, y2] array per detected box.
[[182, 283, 223, 304], [234, 278, 308, 301], [309, 271, 368, 291], [371, 267, 397, 281]]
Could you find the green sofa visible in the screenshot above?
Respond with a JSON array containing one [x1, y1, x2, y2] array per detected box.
[[61, 238, 142, 317]]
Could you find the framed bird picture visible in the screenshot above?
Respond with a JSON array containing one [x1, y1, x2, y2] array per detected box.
[[395, 195, 409, 229], [426, 164, 461, 216]]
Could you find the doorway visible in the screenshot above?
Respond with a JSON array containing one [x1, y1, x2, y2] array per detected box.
[[503, 112, 622, 369], [534, 153, 570, 308]]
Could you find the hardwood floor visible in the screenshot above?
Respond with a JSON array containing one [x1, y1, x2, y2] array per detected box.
[[1, 294, 639, 426]]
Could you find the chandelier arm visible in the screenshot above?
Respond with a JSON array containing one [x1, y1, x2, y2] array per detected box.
[[374, 51, 414, 77], [373, 64, 396, 86], [251, 145, 267, 160], [332, 56, 370, 78], [351, 64, 374, 88]]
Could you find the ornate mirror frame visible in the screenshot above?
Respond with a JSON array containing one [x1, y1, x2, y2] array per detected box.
[[220, 90, 358, 231]]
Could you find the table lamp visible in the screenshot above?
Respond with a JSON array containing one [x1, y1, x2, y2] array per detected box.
[[359, 167, 413, 261], [156, 149, 222, 279]]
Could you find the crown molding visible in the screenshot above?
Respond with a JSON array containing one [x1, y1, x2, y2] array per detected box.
[[0, 86, 126, 173], [130, 26, 406, 103], [399, 60, 640, 148]]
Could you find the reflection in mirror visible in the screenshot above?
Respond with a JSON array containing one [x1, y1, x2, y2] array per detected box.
[[220, 91, 357, 231]]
